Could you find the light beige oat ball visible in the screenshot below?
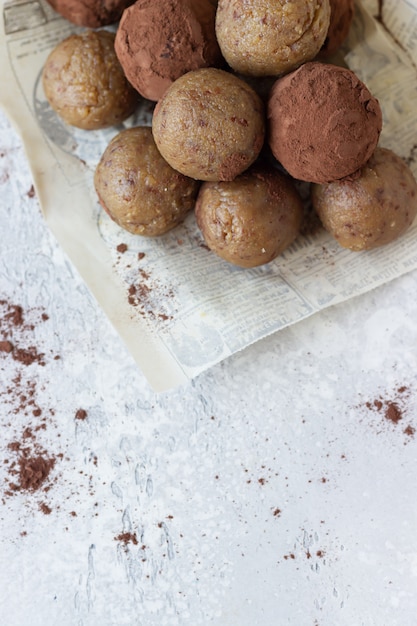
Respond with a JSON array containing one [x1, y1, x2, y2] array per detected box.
[[94, 127, 200, 236], [195, 166, 303, 267], [152, 68, 265, 182], [311, 147, 417, 251], [42, 30, 138, 130], [215, 0, 331, 77]]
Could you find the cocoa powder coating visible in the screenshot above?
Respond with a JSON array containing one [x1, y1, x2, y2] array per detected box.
[[267, 62, 383, 183], [320, 0, 355, 57], [115, 0, 223, 101], [46, 0, 133, 27]]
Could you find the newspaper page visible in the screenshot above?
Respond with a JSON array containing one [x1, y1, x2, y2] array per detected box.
[[1, 0, 417, 391], [366, 0, 417, 67]]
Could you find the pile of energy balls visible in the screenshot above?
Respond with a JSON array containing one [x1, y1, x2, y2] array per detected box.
[[42, 0, 417, 268]]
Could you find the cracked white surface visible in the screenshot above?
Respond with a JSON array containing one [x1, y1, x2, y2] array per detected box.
[[1, 108, 417, 625]]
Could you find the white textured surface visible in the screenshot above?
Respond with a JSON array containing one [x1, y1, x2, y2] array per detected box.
[[1, 108, 417, 625]]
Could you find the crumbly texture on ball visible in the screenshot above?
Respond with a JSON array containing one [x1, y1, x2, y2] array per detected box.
[[42, 30, 138, 130], [152, 68, 265, 182], [94, 127, 200, 236], [311, 147, 417, 250], [319, 0, 355, 57], [46, 0, 132, 27], [215, 0, 330, 77], [195, 166, 304, 267], [115, 0, 223, 102], [267, 62, 383, 183]]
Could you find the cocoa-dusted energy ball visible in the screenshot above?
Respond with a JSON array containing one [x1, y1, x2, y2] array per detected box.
[[42, 30, 138, 130], [319, 0, 355, 57], [152, 68, 265, 182], [115, 0, 223, 102], [94, 127, 200, 236], [267, 62, 383, 183], [311, 147, 417, 251], [46, 0, 133, 27], [195, 166, 304, 267], [215, 0, 331, 77]]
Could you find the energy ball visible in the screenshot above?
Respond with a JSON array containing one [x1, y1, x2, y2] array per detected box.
[[195, 166, 303, 267], [94, 127, 200, 236], [311, 147, 417, 251], [115, 0, 223, 102], [46, 0, 133, 27], [215, 0, 331, 77], [152, 68, 265, 182], [267, 62, 383, 183], [319, 0, 355, 57], [42, 30, 138, 130]]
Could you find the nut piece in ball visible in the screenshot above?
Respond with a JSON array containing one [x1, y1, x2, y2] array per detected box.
[[42, 30, 138, 131], [311, 147, 417, 251], [195, 167, 303, 267], [267, 62, 383, 183], [152, 68, 265, 182], [215, 0, 330, 77], [115, 0, 223, 102], [94, 127, 200, 236], [45, 0, 133, 27]]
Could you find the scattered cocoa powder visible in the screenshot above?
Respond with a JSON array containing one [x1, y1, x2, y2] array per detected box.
[[75, 409, 88, 421], [385, 402, 402, 424], [0, 340, 13, 352], [3, 302, 24, 327], [6, 442, 56, 492], [282, 548, 325, 562], [115, 532, 138, 545], [126, 268, 174, 321], [39, 502, 52, 515], [361, 384, 415, 441], [0, 298, 61, 511], [12, 345, 46, 367]]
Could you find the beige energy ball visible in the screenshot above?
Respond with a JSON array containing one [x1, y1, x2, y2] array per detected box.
[[152, 68, 265, 182], [42, 30, 137, 130], [94, 127, 200, 236], [195, 166, 303, 267], [215, 0, 331, 77], [311, 148, 417, 251]]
